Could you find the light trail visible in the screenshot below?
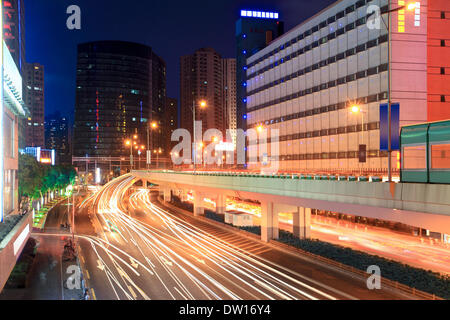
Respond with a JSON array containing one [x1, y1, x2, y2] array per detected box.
[[81, 175, 350, 300]]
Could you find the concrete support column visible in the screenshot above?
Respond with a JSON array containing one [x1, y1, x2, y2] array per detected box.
[[304, 208, 311, 239], [163, 188, 172, 203], [293, 207, 311, 239], [193, 191, 204, 216], [180, 190, 188, 202], [216, 194, 226, 215], [261, 201, 274, 243], [272, 210, 279, 240]]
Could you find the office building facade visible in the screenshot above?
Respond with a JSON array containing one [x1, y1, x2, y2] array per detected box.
[[245, 0, 445, 174], [2, 0, 25, 73], [236, 10, 284, 131], [23, 62, 45, 148], [73, 41, 166, 167], [180, 48, 226, 137], [222, 58, 237, 144], [45, 113, 70, 166], [165, 97, 178, 147]]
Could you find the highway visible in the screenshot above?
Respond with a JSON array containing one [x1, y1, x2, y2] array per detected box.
[[218, 197, 450, 275], [74, 175, 409, 300]]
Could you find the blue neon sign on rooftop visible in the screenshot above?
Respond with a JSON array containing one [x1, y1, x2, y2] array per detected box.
[[240, 10, 279, 19]]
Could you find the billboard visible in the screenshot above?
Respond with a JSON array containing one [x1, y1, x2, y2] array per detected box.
[[380, 103, 400, 152]]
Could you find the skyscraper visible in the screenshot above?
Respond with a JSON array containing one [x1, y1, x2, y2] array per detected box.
[[23, 62, 45, 147], [45, 113, 70, 166], [73, 41, 166, 171], [2, 0, 25, 73], [180, 48, 225, 137], [165, 97, 178, 141], [236, 10, 284, 131], [222, 58, 237, 144], [245, 0, 450, 174]]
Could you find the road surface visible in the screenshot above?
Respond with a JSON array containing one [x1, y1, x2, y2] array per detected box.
[[74, 175, 410, 300]]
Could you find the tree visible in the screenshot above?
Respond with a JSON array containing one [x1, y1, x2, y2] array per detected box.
[[18, 154, 78, 203]]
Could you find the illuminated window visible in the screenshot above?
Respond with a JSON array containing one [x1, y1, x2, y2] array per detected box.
[[431, 144, 450, 169], [402, 145, 426, 169]]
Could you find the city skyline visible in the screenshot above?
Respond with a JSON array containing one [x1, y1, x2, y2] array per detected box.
[[24, 0, 337, 122], [0, 0, 449, 305]]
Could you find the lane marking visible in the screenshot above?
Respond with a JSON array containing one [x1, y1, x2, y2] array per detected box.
[[91, 288, 97, 300], [128, 286, 138, 299]]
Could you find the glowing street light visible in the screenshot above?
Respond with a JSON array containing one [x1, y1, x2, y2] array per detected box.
[[257, 125, 264, 133], [193, 100, 208, 173], [407, 3, 417, 10], [351, 105, 361, 114]]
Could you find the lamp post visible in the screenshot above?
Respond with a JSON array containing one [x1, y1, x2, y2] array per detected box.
[[125, 135, 139, 172], [350, 105, 367, 141], [147, 122, 158, 169], [369, 2, 417, 181], [192, 100, 207, 173]]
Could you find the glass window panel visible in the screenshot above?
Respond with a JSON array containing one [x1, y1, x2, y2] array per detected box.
[[403, 145, 426, 169], [431, 144, 450, 169]]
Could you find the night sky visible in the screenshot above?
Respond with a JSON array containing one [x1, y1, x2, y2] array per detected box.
[[25, 0, 336, 123]]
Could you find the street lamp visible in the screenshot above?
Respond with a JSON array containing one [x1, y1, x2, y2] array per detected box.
[[192, 99, 207, 173], [147, 122, 158, 169], [368, 2, 417, 182], [350, 104, 368, 146], [125, 134, 139, 172]]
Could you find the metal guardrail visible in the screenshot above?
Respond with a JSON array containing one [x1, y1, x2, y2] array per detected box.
[[270, 240, 442, 300], [138, 169, 397, 183]]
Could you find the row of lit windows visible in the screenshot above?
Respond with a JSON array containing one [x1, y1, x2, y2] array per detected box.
[[247, 62, 388, 113], [248, 90, 387, 129], [247, 35, 388, 97], [249, 150, 388, 162], [247, 0, 384, 69], [248, 121, 380, 145], [247, 20, 386, 83]]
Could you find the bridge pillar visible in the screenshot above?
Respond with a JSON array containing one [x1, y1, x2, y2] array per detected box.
[[293, 207, 311, 239], [163, 188, 172, 203], [216, 194, 226, 215], [180, 190, 188, 202], [272, 210, 279, 240], [261, 202, 274, 242], [193, 191, 205, 216]]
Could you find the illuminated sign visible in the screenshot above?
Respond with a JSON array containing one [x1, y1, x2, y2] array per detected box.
[[240, 10, 279, 19]]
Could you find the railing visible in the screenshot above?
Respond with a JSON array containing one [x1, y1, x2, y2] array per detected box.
[[270, 240, 442, 300]]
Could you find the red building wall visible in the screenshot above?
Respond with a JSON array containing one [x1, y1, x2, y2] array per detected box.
[[428, 0, 450, 121]]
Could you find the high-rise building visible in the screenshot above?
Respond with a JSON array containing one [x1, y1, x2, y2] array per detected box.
[[45, 113, 70, 166], [3, 0, 27, 150], [73, 41, 166, 172], [180, 48, 226, 137], [245, 0, 449, 174], [2, 0, 25, 73], [427, 0, 450, 121], [165, 97, 178, 143], [236, 10, 284, 131], [222, 58, 237, 144], [23, 62, 45, 148], [2, 35, 26, 219]]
